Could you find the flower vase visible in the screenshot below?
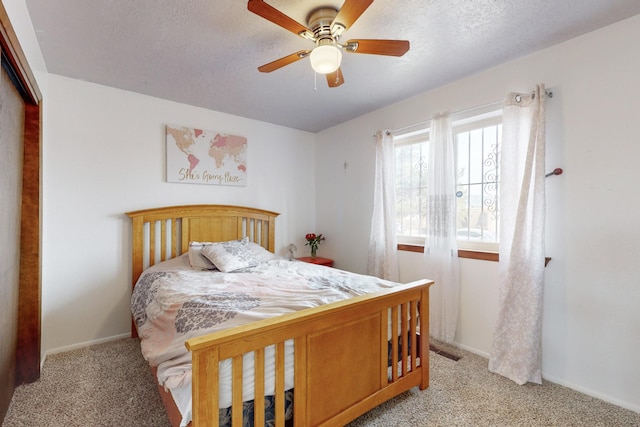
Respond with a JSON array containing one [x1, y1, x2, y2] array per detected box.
[[311, 246, 317, 258]]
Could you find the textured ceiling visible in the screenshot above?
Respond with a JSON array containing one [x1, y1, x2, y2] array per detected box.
[[24, 0, 640, 133]]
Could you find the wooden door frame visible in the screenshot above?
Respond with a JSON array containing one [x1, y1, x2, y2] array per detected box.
[[1, 3, 43, 385]]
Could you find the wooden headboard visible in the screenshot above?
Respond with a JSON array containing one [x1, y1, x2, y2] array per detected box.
[[126, 204, 280, 288]]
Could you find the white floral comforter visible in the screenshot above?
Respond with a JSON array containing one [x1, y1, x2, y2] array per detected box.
[[131, 254, 400, 409]]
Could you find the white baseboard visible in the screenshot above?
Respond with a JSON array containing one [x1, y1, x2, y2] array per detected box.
[[541, 373, 640, 414], [451, 340, 640, 414], [44, 333, 131, 358], [453, 340, 490, 359]]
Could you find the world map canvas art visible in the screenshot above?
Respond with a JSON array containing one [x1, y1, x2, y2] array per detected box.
[[166, 125, 247, 186]]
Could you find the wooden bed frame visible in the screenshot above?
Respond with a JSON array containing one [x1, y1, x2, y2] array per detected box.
[[127, 205, 433, 427]]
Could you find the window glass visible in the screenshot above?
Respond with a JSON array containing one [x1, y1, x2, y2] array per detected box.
[[395, 136, 428, 239], [455, 121, 501, 249]]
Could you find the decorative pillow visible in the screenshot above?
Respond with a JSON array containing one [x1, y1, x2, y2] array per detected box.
[[201, 239, 260, 272], [188, 242, 218, 270], [245, 241, 278, 262]]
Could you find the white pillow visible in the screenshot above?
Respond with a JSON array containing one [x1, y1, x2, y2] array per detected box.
[[201, 239, 260, 272], [245, 241, 278, 262], [188, 242, 218, 270]]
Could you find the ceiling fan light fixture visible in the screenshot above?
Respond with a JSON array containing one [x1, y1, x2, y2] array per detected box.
[[309, 44, 342, 74]]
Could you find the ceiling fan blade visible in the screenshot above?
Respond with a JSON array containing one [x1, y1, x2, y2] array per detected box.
[[332, 0, 373, 31], [258, 50, 310, 73], [248, 0, 311, 37], [346, 39, 410, 56], [326, 68, 344, 88]]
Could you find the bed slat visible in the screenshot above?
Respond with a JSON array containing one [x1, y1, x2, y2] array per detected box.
[[160, 220, 167, 262], [231, 355, 243, 427], [181, 217, 190, 254], [293, 335, 308, 425], [380, 307, 389, 386], [274, 341, 285, 427], [171, 218, 178, 259], [149, 221, 156, 266], [192, 350, 219, 427], [401, 302, 408, 377], [254, 349, 265, 426], [410, 300, 418, 371], [391, 305, 399, 382]]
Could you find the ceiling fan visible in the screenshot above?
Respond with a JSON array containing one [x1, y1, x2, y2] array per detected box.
[[247, 0, 410, 88]]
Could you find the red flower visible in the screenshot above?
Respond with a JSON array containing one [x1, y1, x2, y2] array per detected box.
[[305, 233, 325, 247]]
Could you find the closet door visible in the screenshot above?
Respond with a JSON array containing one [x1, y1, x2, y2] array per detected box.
[[0, 4, 43, 421], [0, 52, 25, 419]]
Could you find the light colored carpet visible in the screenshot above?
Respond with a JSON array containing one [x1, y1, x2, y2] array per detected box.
[[4, 338, 169, 427], [3, 338, 639, 426]]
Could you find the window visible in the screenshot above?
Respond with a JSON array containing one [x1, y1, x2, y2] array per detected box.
[[395, 129, 429, 241], [394, 111, 502, 251]]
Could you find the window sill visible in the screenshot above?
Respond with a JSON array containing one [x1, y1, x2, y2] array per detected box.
[[397, 244, 551, 265]]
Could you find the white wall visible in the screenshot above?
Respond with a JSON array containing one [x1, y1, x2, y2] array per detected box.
[[316, 14, 640, 412], [39, 76, 316, 353]]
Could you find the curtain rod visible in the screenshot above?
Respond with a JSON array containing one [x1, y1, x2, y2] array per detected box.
[[381, 90, 553, 136]]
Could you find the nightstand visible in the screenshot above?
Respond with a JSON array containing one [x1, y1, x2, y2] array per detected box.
[[296, 256, 334, 267]]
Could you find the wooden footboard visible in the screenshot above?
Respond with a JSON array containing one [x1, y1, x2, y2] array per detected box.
[[186, 279, 433, 427]]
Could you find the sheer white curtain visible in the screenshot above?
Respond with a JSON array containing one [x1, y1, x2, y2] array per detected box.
[[424, 114, 460, 343], [367, 130, 399, 281], [489, 84, 547, 384]]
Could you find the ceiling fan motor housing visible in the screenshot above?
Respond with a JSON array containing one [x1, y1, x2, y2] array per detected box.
[[307, 8, 344, 43]]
